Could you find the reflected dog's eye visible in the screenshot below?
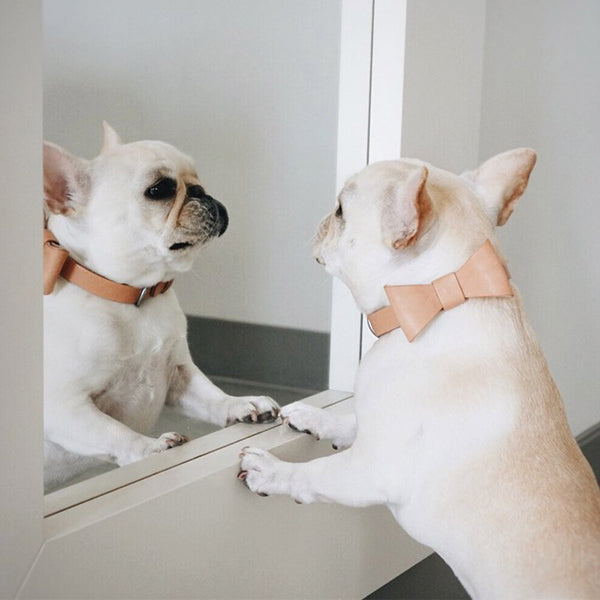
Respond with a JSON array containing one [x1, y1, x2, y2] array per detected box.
[[335, 203, 343, 218], [145, 177, 177, 200]]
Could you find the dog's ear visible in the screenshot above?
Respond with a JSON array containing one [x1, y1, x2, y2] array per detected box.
[[463, 148, 536, 226], [43, 142, 91, 216], [101, 120, 122, 154], [382, 166, 431, 250]]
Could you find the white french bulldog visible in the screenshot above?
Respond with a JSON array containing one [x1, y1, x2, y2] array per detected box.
[[44, 122, 279, 492], [239, 150, 600, 598]]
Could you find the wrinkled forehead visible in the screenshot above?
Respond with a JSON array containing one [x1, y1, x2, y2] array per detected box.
[[98, 140, 199, 182]]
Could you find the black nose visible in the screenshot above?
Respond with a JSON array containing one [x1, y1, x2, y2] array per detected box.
[[214, 199, 228, 236], [200, 195, 228, 237]]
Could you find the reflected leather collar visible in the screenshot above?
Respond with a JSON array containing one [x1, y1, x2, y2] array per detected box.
[[43, 228, 173, 306]]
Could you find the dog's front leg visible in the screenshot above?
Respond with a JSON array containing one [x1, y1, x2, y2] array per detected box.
[[168, 355, 279, 426], [280, 402, 357, 449], [46, 398, 187, 465], [238, 447, 387, 507]]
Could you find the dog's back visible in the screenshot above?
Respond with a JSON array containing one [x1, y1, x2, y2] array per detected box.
[[357, 281, 600, 596]]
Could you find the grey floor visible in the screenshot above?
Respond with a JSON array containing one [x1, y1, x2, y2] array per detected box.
[[366, 430, 600, 599]]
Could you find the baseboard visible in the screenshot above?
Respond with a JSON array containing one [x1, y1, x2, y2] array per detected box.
[[186, 315, 330, 391], [577, 421, 600, 447]]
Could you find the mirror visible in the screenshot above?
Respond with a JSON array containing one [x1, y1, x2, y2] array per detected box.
[[43, 0, 342, 493]]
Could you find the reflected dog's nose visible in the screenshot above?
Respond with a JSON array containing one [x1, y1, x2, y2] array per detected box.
[[199, 195, 229, 237], [214, 198, 229, 236]]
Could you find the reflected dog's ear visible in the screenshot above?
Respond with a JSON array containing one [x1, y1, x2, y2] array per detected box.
[[43, 142, 91, 216], [101, 120, 122, 154], [382, 166, 431, 250], [462, 148, 537, 226]]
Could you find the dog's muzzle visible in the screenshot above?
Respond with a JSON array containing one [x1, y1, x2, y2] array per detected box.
[[168, 195, 229, 251]]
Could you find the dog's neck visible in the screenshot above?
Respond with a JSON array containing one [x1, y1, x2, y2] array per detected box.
[[350, 232, 487, 314]]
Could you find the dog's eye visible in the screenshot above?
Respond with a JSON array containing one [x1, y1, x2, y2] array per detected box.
[[145, 178, 177, 200], [335, 204, 343, 218]]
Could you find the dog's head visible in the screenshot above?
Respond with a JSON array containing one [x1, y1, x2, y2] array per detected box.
[[314, 149, 536, 313], [43, 122, 228, 286]]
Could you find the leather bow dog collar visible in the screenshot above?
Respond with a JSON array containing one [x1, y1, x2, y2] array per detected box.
[[367, 239, 513, 342], [43, 228, 173, 306]]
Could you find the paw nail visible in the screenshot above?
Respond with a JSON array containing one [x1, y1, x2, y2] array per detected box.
[[258, 492, 269, 497]]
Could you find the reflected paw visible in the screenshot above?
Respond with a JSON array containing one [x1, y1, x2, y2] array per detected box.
[[153, 431, 189, 452], [116, 432, 189, 466], [226, 396, 280, 426]]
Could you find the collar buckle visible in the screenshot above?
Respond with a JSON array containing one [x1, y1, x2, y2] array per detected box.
[[135, 287, 149, 307]]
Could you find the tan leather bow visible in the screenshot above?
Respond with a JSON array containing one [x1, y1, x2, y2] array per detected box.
[[367, 240, 513, 342], [43, 228, 173, 305]]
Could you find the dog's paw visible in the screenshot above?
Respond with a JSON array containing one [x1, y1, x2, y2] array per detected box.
[[280, 402, 354, 450], [150, 432, 189, 453], [237, 446, 291, 497], [118, 432, 189, 466], [225, 396, 280, 426]]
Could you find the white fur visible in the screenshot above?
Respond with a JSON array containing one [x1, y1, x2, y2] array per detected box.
[[44, 124, 279, 492], [240, 151, 600, 598]]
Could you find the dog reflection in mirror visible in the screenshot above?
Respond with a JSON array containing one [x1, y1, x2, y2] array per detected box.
[[44, 122, 279, 492], [240, 150, 600, 598]]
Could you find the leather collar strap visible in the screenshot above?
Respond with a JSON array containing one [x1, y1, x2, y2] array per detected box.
[[43, 228, 173, 306], [367, 239, 513, 342]]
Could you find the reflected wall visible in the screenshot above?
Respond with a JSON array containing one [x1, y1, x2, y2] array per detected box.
[[43, 0, 342, 390]]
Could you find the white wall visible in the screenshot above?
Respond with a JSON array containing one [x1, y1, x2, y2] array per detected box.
[[43, 0, 340, 332], [479, 0, 600, 435], [401, 0, 487, 173]]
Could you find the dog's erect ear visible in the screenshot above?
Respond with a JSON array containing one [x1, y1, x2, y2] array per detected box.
[[43, 142, 91, 216], [463, 148, 536, 226], [382, 166, 431, 250], [101, 121, 122, 154]]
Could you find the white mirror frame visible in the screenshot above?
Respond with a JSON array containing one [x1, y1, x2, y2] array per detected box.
[[3, 1, 488, 597]]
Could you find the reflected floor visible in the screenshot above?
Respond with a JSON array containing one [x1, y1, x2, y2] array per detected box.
[[54, 377, 317, 491]]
